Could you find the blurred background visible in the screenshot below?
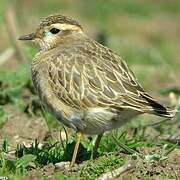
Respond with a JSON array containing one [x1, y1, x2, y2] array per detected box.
[[0, 0, 179, 178], [1, 0, 180, 92]]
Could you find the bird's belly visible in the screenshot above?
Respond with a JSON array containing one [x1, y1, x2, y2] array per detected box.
[[79, 108, 140, 135], [82, 108, 116, 134]]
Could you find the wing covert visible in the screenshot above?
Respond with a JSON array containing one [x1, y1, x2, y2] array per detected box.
[[46, 42, 152, 112]]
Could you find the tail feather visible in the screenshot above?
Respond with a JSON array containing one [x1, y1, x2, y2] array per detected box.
[[141, 93, 177, 118]]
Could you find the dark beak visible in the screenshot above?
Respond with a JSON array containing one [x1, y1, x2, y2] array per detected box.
[[18, 32, 35, 40]]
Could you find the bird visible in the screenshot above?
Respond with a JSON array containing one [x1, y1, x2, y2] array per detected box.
[[19, 14, 177, 167]]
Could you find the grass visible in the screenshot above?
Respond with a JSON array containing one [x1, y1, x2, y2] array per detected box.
[[0, 0, 180, 179], [0, 121, 179, 179]]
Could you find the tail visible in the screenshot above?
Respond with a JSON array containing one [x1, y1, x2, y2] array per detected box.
[[141, 93, 177, 118]]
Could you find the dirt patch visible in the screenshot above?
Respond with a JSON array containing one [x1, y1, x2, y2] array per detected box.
[[0, 106, 48, 148], [117, 149, 179, 179], [42, 163, 55, 177], [27, 169, 41, 180], [133, 147, 180, 179]]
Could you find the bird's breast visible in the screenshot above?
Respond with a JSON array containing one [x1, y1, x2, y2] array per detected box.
[[31, 59, 79, 130]]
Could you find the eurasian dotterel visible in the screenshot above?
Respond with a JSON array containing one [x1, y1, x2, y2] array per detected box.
[[19, 14, 177, 167]]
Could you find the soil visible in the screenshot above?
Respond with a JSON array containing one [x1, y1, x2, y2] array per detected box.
[[0, 104, 48, 148]]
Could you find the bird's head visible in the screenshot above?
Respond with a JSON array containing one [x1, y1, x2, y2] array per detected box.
[[18, 15, 83, 51]]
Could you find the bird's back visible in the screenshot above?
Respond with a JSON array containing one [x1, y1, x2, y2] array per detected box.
[[31, 34, 176, 122]]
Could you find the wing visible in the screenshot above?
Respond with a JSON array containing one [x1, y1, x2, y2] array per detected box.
[[46, 39, 167, 113]]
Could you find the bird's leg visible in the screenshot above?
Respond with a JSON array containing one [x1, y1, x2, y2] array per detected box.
[[70, 131, 82, 168], [93, 133, 103, 158]]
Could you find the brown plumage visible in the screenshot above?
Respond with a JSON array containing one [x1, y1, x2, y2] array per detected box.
[[39, 15, 83, 29], [19, 14, 177, 166]]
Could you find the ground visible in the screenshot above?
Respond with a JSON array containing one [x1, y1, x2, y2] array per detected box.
[[0, 0, 180, 179]]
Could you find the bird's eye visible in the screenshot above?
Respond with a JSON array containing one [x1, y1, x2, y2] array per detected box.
[[50, 28, 61, 34]]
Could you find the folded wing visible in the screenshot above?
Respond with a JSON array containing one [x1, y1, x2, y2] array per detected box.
[[47, 40, 176, 118]]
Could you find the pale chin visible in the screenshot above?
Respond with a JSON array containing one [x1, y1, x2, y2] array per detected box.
[[37, 38, 56, 51]]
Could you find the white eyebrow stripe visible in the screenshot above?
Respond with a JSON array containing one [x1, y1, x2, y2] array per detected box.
[[51, 23, 83, 32]]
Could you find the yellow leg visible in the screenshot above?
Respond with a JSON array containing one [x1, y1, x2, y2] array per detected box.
[[70, 132, 82, 168], [93, 133, 103, 158]]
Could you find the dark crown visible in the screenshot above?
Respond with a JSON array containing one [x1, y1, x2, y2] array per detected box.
[[39, 14, 83, 29]]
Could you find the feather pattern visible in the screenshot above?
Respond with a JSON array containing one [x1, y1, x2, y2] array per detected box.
[[31, 28, 176, 134]]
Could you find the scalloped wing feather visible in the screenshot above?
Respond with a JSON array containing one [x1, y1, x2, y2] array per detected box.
[[45, 38, 176, 118]]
